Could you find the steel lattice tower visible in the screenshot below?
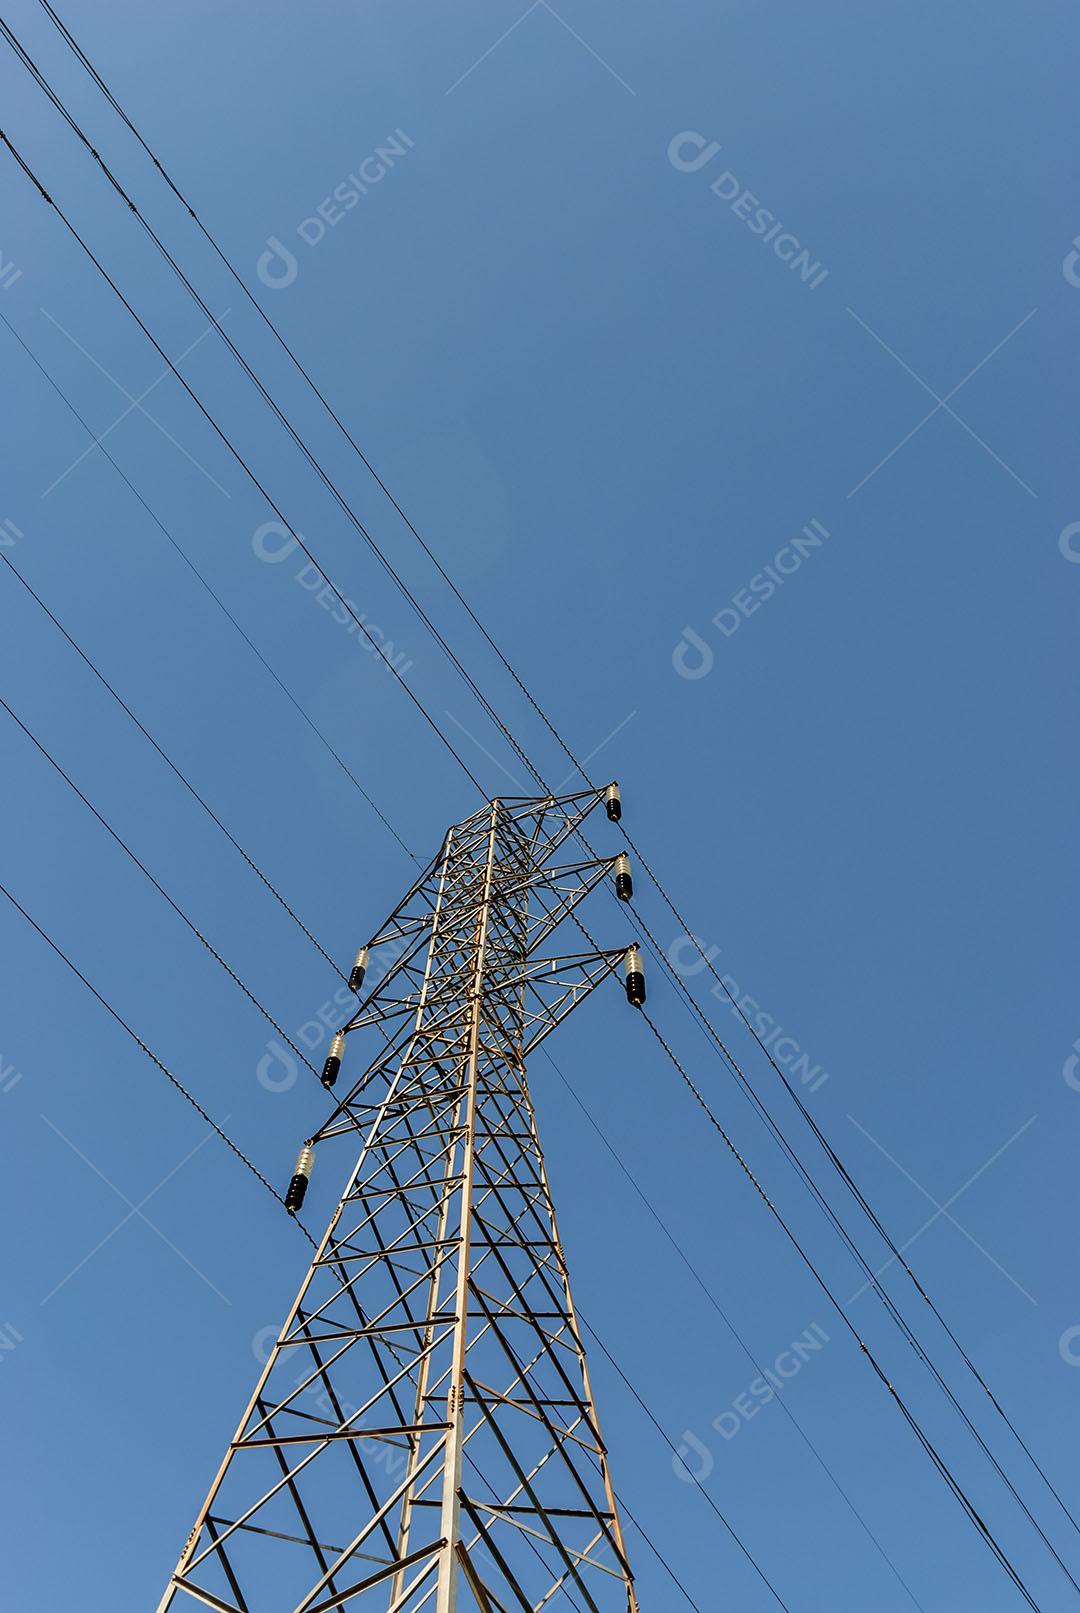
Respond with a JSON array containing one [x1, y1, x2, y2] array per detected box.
[[159, 788, 641, 1613]]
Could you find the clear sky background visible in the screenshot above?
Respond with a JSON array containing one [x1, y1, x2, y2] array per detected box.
[[0, 2, 1076, 1608]]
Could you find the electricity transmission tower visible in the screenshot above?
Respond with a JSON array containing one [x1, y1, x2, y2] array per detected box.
[[159, 787, 643, 1613]]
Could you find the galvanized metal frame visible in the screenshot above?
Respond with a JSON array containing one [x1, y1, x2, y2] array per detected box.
[[158, 789, 639, 1613]]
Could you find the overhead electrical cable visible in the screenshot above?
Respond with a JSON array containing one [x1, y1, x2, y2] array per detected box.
[[288, 942, 790, 1610], [13, 37, 1070, 1553], [582, 1324, 793, 1612], [612, 1500, 703, 1613], [5, 38, 1069, 1595], [542, 1048, 930, 1612], [2, 848, 704, 1613], [615, 826, 1080, 1540], [598, 903, 1080, 1597], [0, 687, 319, 1078], [635, 1009, 1046, 1613], [0, 21, 528, 809], [560, 903, 1078, 1602], [0, 308, 417, 865], [11, 57, 1060, 1551], [0, 873, 317, 1241], [0, 856, 599, 1613], [0, 122, 487, 800], [0, 547, 342, 978], [4, 93, 1064, 1588]]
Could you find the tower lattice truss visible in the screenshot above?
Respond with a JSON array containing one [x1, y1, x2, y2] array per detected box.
[[160, 789, 640, 1613]]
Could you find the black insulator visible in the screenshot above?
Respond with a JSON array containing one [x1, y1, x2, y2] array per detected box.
[[614, 853, 633, 902], [605, 781, 622, 822], [348, 946, 370, 994], [285, 1173, 309, 1213], [624, 946, 646, 1006], [285, 1144, 315, 1214], [322, 1031, 345, 1089]]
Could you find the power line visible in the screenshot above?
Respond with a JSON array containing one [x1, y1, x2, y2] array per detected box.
[[0, 865, 523, 1577], [613, 880, 1080, 1593], [29, 49, 1064, 1553], [13, 38, 1069, 1555], [25, 0, 592, 804], [0, 88, 728, 1587], [0, 46, 959, 1392], [581, 1316, 793, 1611], [7, 33, 1069, 1592], [11, 864, 629, 1613], [0, 873, 316, 1242], [0, 306, 417, 864], [612, 1497, 704, 1613], [1, 23, 646, 890], [285, 875, 784, 1608], [636, 1007, 1046, 1612], [0, 121, 488, 800], [559, 889, 1077, 1600], [146, 793, 772, 1612], [542, 1047, 930, 1612], [1, 17, 530, 801], [6, 31, 867, 1298], [0, 547, 341, 977], [0, 685, 318, 1079], [618, 825, 1080, 1537], [316, 828, 1057, 1607]]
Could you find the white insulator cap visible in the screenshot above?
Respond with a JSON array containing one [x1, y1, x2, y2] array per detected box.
[[624, 946, 643, 977], [354, 947, 370, 971], [328, 1032, 346, 1061], [615, 854, 631, 879], [294, 1144, 315, 1179]]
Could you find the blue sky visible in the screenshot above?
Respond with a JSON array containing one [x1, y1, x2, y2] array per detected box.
[[0, 1, 1076, 1607]]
